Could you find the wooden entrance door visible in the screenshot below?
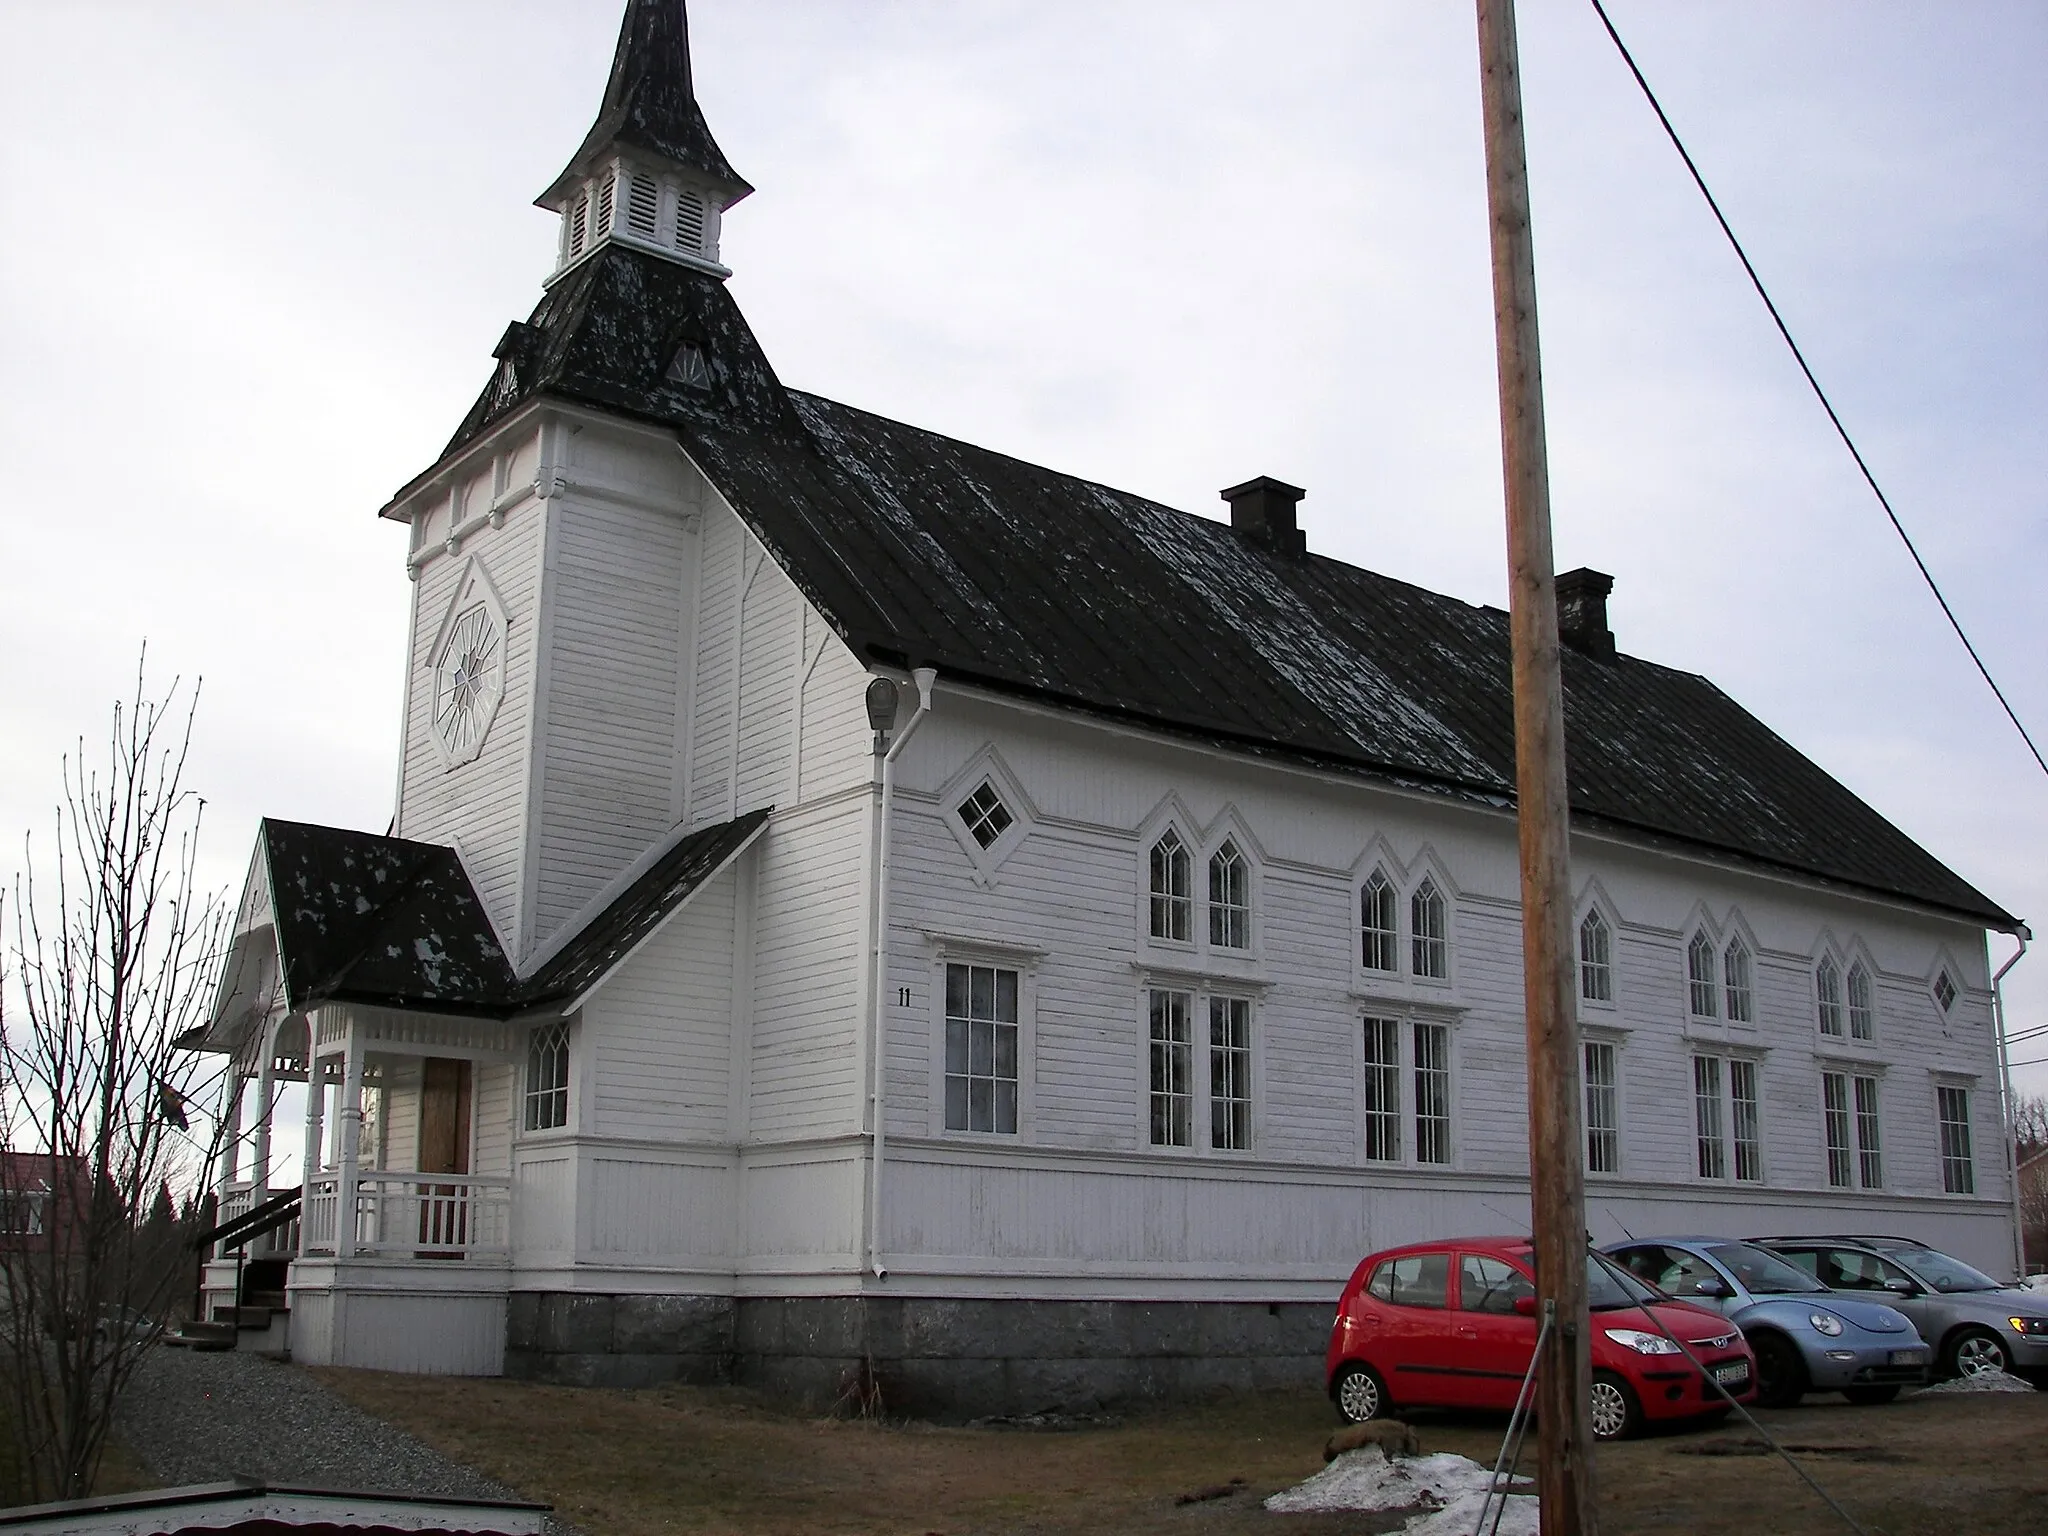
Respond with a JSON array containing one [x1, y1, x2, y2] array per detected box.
[[417, 1058, 471, 1252]]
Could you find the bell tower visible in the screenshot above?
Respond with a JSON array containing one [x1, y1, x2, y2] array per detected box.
[[536, 0, 753, 282]]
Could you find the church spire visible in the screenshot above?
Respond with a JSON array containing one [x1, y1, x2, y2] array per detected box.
[[537, 0, 752, 282]]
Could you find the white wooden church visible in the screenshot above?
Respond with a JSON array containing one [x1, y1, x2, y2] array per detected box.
[[189, 0, 2024, 1407]]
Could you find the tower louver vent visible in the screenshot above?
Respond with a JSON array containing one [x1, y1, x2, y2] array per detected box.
[[626, 174, 659, 238], [595, 173, 616, 236], [675, 189, 706, 254], [569, 192, 589, 258]]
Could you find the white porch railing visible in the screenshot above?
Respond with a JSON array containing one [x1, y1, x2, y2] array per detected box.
[[301, 1173, 510, 1260]]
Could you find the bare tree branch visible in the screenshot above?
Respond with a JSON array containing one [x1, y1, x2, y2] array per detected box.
[[1, 654, 232, 1502]]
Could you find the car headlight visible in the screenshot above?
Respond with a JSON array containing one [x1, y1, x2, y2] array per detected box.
[[1604, 1328, 1684, 1356], [1808, 1312, 1844, 1337], [2007, 1317, 2048, 1336]]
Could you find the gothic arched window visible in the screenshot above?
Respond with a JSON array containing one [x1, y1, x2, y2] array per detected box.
[[1208, 841, 1249, 949], [1687, 931, 1719, 1017], [1148, 829, 1191, 942], [1361, 869, 1398, 973], [1411, 879, 1448, 980], [1578, 910, 1613, 1002]]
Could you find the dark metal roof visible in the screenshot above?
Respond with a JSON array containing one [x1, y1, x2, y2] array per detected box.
[[254, 811, 766, 1019], [417, 237, 2011, 929], [539, 0, 750, 209]]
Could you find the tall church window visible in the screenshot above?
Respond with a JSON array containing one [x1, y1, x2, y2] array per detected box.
[[1816, 958, 1844, 1035], [945, 964, 1018, 1135], [1687, 932, 1718, 1017], [1208, 841, 1249, 949], [1847, 963, 1875, 1040], [1360, 869, 1398, 973], [1148, 989, 1192, 1148], [1148, 830, 1191, 941], [1578, 910, 1613, 1002], [1723, 936, 1754, 1023], [525, 1021, 570, 1132], [1584, 1040, 1619, 1174], [1410, 879, 1448, 980], [1209, 998, 1252, 1151]]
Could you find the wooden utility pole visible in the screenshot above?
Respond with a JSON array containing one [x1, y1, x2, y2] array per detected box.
[[1474, 2, 1597, 1532]]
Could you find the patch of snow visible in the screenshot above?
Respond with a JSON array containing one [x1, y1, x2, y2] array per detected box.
[[1919, 1368, 2035, 1394], [1264, 1446, 1535, 1534]]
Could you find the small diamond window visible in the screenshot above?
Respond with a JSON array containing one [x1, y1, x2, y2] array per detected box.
[[1933, 970, 1958, 1013], [957, 781, 1013, 850]]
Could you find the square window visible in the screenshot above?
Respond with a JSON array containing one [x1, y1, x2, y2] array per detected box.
[[957, 780, 1014, 850]]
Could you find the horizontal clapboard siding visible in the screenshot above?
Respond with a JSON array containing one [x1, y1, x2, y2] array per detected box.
[[878, 694, 2008, 1228], [530, 484, 689, 949], [396, 491, 545, 946], [586, 866, 738, 1143], [750, 800, 870, 1140]]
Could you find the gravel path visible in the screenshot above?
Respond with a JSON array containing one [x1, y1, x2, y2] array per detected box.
[[119, 1347, 535, 1506]]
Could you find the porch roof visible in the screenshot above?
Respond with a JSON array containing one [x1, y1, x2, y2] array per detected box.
[[186, 809, 767, 1046]]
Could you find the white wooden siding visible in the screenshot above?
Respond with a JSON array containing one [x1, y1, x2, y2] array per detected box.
[[394, 493, 545, 946], [873, 691, 2011, 1276], [748, 797, 872, 1140], [528, 486, 690, 948], [586, 866, 737, 1142]]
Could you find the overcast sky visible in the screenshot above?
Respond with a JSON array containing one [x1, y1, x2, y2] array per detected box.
[[2, 2, 2044, 1094]]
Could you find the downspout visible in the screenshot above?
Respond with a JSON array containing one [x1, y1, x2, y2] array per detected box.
[[1993, 924, 2032, 1279], [865, 666, 936, 1280]]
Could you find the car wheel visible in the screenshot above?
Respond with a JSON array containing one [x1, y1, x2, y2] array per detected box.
[[1944, 1327, 2012, 1380], [1841, 1386, 1900, 1406], [1589, 1370, 1643, 1441], [1750, 1332, 1808, 1409], [1332, 1363, 1389, 1424]]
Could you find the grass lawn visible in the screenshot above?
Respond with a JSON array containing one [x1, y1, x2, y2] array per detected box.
[[312, 1369, 2048, 1535]]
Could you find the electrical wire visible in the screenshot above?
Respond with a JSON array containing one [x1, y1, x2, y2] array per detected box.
[[1586, 0, 2048, 781]]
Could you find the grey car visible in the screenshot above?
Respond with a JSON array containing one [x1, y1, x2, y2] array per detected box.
[[1759, 1235, 2048, 1387]]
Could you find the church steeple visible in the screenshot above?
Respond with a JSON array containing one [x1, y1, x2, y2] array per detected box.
[[537, 0, 752, 283]]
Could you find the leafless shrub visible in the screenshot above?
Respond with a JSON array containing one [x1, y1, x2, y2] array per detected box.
[[0, 658, 232, 1501]]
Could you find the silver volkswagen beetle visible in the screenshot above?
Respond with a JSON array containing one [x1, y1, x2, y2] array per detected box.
[[1759, 1235, 2048, 1387]]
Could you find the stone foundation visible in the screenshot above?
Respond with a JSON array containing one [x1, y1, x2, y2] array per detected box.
[[505, 1292, 1328, 1415]]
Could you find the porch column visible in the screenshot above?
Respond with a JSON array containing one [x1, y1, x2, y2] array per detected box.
[[334, 1021, 365, 1260], [221, 1069, 244, 1186], [299, 1044, 326, 1257], [251, 1014, 280, 1194]]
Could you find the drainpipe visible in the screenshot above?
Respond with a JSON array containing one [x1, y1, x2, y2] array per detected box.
[[1994, 924, 2032, 1279], [865, 666, 936, 1280]]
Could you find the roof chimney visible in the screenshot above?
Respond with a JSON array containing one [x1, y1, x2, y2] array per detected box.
[[1220, 476, 1306, 557], [1555, 568, 1615, 658]]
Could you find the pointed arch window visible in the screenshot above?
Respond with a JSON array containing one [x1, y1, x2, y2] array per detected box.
[[1816, 957, 1844, 1036], [1723, 936, 1754, 1023], [1410, 879, 1448, 980], [1360, 869, 1398, 973], [1208, 841, 1249, 949], [1686, 932, 1718, 1017], [1148, 830, 1191, 942], [1846, 962, 1875, 1040], [1578, 910, 1613, 1003]]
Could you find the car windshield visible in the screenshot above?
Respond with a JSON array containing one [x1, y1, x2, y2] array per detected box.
[[1587, 1254, 1656, 1311], [1881, 1244, 2003, 1293], [1706, 1243, 1828, 1295], [1511, 1251, 1651, 1311]]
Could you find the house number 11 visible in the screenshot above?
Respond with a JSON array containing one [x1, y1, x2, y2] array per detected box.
[[896, 987, 913, 1007]]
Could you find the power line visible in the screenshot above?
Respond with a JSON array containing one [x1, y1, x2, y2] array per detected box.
[[1586, 0, 2048, 782]]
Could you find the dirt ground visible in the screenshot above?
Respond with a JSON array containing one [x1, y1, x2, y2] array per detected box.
[[311, 1370, 2048, 1536]]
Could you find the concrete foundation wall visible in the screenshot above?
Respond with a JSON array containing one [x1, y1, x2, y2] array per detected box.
[[503, 1291, 1327, 1415]]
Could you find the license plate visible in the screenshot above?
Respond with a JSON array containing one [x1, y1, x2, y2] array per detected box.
[[1714, 1363, 1750, 1387], [1890, 1349, 1926, 1366]]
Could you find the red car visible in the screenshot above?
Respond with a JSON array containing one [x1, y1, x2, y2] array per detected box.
[[1326, 1237, 1757, 1440]]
